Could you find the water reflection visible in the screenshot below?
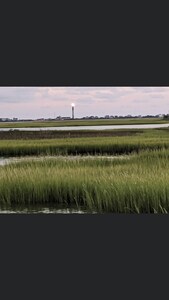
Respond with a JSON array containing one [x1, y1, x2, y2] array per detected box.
[[0, 155, 127, 166], [0, 204, 96, 214]]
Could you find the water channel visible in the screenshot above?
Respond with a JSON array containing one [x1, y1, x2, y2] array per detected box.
[[0, 123, 169, 131]]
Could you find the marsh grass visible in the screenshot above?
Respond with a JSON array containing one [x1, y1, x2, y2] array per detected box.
[[1, 149, 169, 213], [0, 129, 169, 157], [0, 129, 144, 140], [1, 129, 169, 213]]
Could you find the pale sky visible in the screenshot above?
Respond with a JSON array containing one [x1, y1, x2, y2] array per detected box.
[[0, 87, 168, 119]]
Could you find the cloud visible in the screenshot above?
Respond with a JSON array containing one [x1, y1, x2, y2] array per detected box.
[[0, 87, 37, 103]]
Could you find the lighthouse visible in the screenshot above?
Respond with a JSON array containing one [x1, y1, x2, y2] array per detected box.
[[71, 103, 75, 119]]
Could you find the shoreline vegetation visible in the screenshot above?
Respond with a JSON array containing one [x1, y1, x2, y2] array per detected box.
[[0, 117, 168, 128], [1, 127, 169, 213]]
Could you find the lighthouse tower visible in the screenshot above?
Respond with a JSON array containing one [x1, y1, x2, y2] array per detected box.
[[71, 103, 75, 119]]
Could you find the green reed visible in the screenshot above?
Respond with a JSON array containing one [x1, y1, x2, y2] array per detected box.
[[1, 149, 169, 213], [0, 129, 169, 157]]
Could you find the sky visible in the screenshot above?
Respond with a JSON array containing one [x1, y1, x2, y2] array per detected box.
[[0, 87, 168, 119]]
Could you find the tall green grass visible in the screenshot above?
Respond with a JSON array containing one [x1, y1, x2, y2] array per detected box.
[[0, 131, 169, 156], [1, 149, 169, 213]]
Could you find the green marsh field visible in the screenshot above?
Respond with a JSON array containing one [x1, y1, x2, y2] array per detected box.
[[0, 117, 168, 128], [0, 128, 169, 157], [1, 127, 169, 213]]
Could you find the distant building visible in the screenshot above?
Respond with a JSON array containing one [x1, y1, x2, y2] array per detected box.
[[0, 118, 11, 122], [62, 117, 71, 120]]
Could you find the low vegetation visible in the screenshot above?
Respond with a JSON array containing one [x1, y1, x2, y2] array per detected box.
[[0, 117, 168, 128], [0, 129, 143, 140]]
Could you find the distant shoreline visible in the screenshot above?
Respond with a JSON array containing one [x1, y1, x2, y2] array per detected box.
[[0, 117, 168, 128]]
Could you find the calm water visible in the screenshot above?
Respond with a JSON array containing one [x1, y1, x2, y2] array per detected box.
[[0, 123, 169, 131], [0, 204, 96, 214], [0, 154, 127, 167]]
